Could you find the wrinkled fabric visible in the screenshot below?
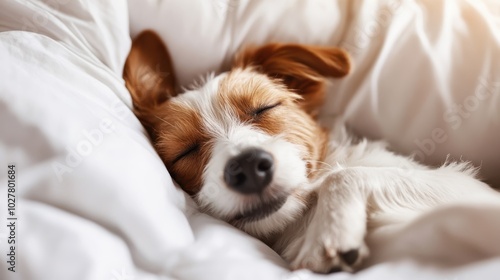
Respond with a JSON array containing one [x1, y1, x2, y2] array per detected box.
[[0, 1, 499, 280]]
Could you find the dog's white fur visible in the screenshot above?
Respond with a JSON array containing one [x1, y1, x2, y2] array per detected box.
[[173, 74, 495, 272], [183, 75, 310, 237], [124, 32, 498, 273]]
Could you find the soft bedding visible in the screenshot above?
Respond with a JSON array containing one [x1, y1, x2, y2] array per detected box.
[[0, 1, 500, 280]]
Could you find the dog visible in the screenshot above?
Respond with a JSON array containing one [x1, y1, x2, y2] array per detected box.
[[123, 30, 497, 273]]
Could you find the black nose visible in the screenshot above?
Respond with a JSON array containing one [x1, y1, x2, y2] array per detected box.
[[224, 148, 274, 194]]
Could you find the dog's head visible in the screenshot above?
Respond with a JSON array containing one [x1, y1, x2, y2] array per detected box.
[[124, 31, 351, 238]]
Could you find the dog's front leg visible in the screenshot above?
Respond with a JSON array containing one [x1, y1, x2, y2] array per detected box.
[[289, 168, 369, 273]]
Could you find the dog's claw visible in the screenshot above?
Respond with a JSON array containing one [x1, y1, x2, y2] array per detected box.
[[340, 249, 359, 266]]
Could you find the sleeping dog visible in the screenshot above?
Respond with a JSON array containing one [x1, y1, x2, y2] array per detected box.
[[123, 30, 496, 273]]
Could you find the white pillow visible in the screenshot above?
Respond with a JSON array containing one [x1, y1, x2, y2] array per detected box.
[[128, 0, 500, 187]]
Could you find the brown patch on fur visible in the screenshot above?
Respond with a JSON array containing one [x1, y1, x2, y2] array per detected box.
[[218, 69, 328, 178], [123, 30, 178, 140], [123, 31, 345, 195], [123, 30, 209, 195], [233, 43, 351, 117], [153, 103, 211, 195]]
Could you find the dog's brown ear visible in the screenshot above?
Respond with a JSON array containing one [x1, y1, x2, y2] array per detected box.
[[123, 30, 177, 111], [234, 43, 351, 115], [123, 30, 177, 139]]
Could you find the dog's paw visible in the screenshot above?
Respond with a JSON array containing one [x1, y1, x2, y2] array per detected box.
[[290, 232, 369, 273], [288, 170, 370, 273]]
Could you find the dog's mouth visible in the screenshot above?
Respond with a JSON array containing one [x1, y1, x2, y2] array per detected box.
[[232, 194, 288, 223]]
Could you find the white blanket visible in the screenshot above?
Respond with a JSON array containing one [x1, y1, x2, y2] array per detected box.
[[1, 1, 500, 280]]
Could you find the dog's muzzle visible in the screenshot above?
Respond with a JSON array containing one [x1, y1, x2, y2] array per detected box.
[[223, 148, 274, 194]]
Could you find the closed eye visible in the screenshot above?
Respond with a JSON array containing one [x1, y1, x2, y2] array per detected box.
[[173, 143, 199, 164], [251, 102, 281, 117]]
